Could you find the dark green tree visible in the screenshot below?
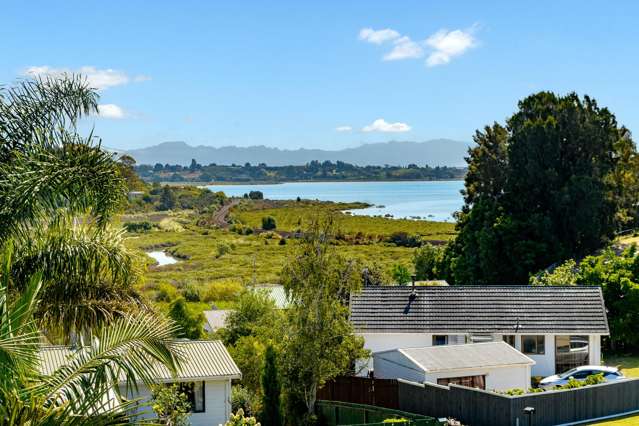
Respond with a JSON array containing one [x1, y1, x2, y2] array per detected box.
[[261, 216, 277, 230], [446, 92, 638, 284], [159, 185, 177, 210], [280, 217, 368, 421], [260, 345, 282, 426], [168, 297, 204, 339]]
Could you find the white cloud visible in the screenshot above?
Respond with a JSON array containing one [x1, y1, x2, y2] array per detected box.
[[24, 66, 150, 90], [358, 28, 400, 44], [425, 28, 477, 67], [362, 118, 411, 133], [383, 36, 424, 61], [97, 104, 126, 119], [335, 125, 352, 132]]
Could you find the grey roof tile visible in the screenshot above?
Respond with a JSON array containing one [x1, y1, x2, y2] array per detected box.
[[350, 286, 609, 334]]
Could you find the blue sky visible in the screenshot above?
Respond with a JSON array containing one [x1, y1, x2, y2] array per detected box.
[[2, 1, 639, 150]]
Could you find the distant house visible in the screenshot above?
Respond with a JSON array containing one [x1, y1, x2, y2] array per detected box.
[[373, 342, 534, 391], [39, 340, 241, 426], [350, 286, 609, 377], [250, 284, 289, 309], [203, 309, 231, 333]]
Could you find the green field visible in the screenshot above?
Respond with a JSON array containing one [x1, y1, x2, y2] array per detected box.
[[231, 200, 457, 241]]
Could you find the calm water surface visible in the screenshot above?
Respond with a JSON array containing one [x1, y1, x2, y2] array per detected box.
[[205, 180, 464, 222], [147, 251, 179, 266]]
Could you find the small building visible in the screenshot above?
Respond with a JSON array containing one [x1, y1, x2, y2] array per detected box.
[[203, 309, 231, 333], [39, 340, 241, 426], [350, 285, 609, 377], [250, 284, 290, 309], [373, 342, 534, 391]]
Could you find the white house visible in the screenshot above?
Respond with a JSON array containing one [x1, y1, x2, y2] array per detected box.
[[373, 342, 535, 391], [39, 340, 241, 426], [350, 285, 609, 378]]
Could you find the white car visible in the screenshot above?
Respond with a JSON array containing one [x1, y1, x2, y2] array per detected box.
[[539, 366, 624, 389]]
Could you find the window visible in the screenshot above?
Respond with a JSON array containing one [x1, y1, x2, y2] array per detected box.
[[522, 335, 545, 355], [177, 382, 205, 413], [437, 375, 486, 390], [555, 335, 589, 373], [502, 335, 516, 347], [432, 335, 448, 346]]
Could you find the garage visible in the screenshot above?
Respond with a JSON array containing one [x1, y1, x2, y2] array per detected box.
[[373, 341, 535, 391]]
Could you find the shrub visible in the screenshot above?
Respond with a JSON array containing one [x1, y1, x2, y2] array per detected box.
[[391, 264, 411, 285], [585, 373, 606, 385], [168, 297, 204, 339], [261, 216, 277, 230], [278, 238, 286, 245], [413, 243, 444, 280], [225, 409, 261, 426], [217, 242, 234, 258], [123, 221, 154, 233], [202, 280, 243, 302], [151, 383, 191, 426], [181, 284, 201, 302], [155, 282, 179, 302], [231, 388, 260, 419], [158, 218, 184, 232], [248, 191, 264, 200], [388, 231, 422, 248]]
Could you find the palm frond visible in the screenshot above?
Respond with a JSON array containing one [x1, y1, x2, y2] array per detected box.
[[8, 217, 145, 339], [0, 74, 98, 161], [0, 130, 126, 239], [0, 243, 42, 388], [33, 312, 181, 406]]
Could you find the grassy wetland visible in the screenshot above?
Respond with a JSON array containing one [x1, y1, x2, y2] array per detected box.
[[123, 197, 456, 314]]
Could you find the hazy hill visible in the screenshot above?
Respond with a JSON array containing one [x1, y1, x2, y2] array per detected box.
[[121, 139, 472, 167]]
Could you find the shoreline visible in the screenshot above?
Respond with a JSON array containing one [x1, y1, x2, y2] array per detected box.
[[158, 178, 465, 187]]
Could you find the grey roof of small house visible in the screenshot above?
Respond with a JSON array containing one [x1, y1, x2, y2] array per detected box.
[[376, 342, 535, 373], [39, 340, 241, 381], [350, 286, 609, 334], [203, 309, 231, 331]]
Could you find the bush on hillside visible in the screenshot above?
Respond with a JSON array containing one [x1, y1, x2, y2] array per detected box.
[[261, 216, 277, 230]]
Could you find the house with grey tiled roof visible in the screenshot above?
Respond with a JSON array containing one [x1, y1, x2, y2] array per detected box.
[[39, 340, 241, 426], [350, 285, 609, 377]]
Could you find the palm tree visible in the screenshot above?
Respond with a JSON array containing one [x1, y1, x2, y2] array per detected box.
[[0, 75, 145, 339], [0, 244, 181, 425]]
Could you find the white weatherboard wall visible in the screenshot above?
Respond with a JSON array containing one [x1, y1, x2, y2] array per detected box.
[[373, 350, 531, 391], [123, 380, 231, 426], [363, 333, 605, 378], [357, 333, 466, 376]]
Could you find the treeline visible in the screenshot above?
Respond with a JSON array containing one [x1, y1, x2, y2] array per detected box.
[[411, 91, 639, 351], [134, 159, 466, 183]]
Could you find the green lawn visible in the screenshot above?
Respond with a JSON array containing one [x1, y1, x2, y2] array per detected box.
[[602, 354, 639, 378], [585, 355, 639, 425]]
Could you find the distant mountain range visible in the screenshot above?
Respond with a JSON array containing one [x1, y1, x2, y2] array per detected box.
[[119, 139, 472, 167]]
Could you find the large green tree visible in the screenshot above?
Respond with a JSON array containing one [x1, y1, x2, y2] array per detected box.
[[532, 247, 639, 351], [446, 92, 638, 284], [260, 345, 282, 426], [279, 217, 368, 423]]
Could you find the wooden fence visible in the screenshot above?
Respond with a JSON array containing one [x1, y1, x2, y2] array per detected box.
[[317, 376, 400, 409], [318, 376, 639, 425]]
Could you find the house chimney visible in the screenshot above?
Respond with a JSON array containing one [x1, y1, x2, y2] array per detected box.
[[409, 274, 418, 301]]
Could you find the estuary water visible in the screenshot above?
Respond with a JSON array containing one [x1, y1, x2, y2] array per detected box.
[[205, 180, 464, 222]]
